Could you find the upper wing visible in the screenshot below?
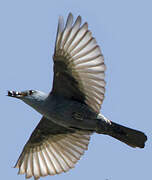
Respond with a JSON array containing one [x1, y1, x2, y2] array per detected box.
[[51, 13, 106, 113], [15, 117, 92, 179]]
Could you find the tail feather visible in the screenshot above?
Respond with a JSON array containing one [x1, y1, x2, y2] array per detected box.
[[97, 118, 147, 148], [107, 122, 147, 148]]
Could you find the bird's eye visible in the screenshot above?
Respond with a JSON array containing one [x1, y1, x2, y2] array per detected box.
[[29, 90, 34, 95]]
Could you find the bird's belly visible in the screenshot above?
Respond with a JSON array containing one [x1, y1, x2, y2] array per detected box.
[[44, 98, 99, 131]]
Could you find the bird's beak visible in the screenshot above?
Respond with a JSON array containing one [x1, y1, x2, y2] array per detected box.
[[7, 91, 27, 98]]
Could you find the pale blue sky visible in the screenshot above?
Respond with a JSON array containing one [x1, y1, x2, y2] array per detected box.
[[1, 0, 152, 180]]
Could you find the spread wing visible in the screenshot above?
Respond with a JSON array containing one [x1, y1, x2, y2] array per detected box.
[[51, 13, 106, 113], [14, 117, 92, 179]]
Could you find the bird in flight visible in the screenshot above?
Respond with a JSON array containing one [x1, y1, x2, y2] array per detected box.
[[8, 13, 147, 180]]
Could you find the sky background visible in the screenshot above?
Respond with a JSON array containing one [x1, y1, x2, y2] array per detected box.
[[1, 0, 152, 180]]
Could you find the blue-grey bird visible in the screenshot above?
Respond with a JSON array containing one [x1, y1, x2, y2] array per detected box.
[[8, 13, 147, 180]]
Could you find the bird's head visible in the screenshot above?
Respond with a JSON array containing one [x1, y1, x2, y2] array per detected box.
[[7, 90, 48, 114]]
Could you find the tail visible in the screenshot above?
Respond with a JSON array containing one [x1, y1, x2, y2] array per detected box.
[[96, 116, 147, 148]]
